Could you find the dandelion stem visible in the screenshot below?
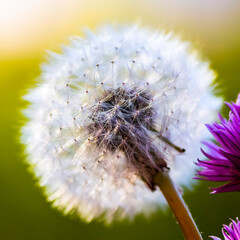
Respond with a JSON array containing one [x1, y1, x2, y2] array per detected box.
[[155, 171, 202, 240]]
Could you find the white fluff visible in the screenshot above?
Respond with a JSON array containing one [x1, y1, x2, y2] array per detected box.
[[21, 25, 221, 223]]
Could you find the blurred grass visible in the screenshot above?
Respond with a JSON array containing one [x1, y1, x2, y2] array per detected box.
[[0, 41, 240, 239]]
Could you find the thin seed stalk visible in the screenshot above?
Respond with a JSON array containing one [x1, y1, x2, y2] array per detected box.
[[155, 171, 202, 240]]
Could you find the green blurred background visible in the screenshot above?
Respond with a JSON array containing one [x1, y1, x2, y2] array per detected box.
[[1, 0, 240, 239]]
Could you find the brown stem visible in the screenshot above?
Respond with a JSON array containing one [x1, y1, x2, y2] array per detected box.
[[155, 171, 202, 240]]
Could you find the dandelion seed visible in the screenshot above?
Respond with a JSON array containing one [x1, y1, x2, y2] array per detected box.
[[21, 25, 220, 223], [195, 94, 240, 193], [210, 218, 240, 240]]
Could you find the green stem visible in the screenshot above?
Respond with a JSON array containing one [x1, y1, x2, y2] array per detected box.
[[155, 171, 202, 240]]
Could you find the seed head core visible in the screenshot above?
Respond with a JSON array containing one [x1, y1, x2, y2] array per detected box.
[[88, 87, 167, 190]]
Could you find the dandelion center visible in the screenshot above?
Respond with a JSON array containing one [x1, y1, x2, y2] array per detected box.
[[88, 87, 167, 190], [88, 87, 154, 150]]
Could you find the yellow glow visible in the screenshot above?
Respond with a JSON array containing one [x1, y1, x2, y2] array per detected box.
[[0, 0, 150, 57], [1, 0, 240, 58], [0, 0, 87, 56]]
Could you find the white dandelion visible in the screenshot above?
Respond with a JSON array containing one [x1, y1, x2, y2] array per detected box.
[[21, 25, 220, 227]]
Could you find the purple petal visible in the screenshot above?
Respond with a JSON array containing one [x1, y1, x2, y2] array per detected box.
[[200, 149, 229, 164], [210, 180, 240, 193], [218, 150, 240, 168], [211, 218, 240, 240], [209, 236, 221, 240]]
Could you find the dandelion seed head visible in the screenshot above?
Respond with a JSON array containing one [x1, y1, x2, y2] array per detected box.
[[21, 25, 221, 223]]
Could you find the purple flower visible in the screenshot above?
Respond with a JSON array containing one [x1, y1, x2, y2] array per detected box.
[[210, 218, 240, 240], [195, 94, 240, 193]]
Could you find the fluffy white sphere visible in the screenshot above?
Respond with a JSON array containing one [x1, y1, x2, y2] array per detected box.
[[21, 25, 221, 223]]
